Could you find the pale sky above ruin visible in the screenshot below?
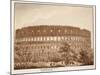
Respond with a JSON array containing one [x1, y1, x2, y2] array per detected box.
[[14, 3, 93, 31]]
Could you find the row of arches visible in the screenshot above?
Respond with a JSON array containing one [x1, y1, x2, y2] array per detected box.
[[15, 36, 87, 43]]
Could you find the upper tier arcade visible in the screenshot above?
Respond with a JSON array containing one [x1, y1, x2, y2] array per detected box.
[[15, 25, 91, 38]]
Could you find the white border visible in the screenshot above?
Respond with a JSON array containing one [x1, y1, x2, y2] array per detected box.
[[11, 1, 96, 74]]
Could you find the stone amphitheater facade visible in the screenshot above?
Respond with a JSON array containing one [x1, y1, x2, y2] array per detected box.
[[14, 25, 91, 64]]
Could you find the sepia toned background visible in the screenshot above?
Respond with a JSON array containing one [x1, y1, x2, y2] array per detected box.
[[14, 3, 93, 31]]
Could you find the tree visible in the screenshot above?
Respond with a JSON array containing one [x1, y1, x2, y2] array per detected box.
[[14, 46, 33, 69], [59, 43, 77, 65], [49, 52, 62, 62], [79, 48, 94, 65]]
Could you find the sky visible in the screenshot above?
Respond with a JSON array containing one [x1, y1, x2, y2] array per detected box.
[[14, 3, 93, 31]]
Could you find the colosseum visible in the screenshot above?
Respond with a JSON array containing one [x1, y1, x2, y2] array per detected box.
[[14, 25, 92, 69]]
